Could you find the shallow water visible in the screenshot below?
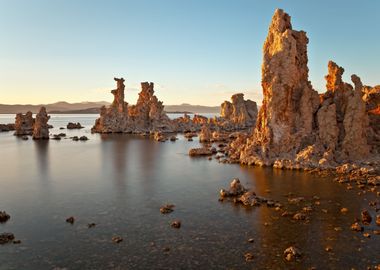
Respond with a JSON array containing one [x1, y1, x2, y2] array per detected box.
[[0, 115, 379, 269]]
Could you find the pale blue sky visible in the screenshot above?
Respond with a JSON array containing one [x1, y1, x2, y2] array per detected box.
[[0, 0, 379, 105]]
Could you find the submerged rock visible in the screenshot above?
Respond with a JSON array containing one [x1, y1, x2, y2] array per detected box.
[[112, 236, 123, 243], [66, 216, 75, 224], [283, 246, 302, 261], [351, 222, 364, 232], [67, 122, 84, 129], [188, 147, 213, 156], [0, 233, 15, 245], [160, 204, 175, 214], [170, 220, 181, 229], [0, 211, 10, 223], [361, 210, 372, 224]]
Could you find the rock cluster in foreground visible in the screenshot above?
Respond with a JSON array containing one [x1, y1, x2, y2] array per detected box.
[[226, 9, 379, 177]]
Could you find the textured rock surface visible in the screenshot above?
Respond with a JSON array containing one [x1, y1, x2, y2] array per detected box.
[[227, 9, 378, 174], [240, 9, 320, 165], [0, 123, 15, 132], [92, 78, 174, 133], [199, 125, 212, 142], [92, 78, 130, 133], [220, 93, 258, 129], [14, 111, 34, 136], [32, 107, 50, 139]]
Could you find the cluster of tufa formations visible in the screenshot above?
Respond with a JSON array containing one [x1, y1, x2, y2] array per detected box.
[[13, 107, 50, 139], [224, 9, 379, 176], [92, 79, 258, 134], [92, 78, 174, 133]]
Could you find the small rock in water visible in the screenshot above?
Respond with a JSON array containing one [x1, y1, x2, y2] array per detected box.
[[66, 216, 75, 224], [247, 238, 254, 243], [169, 136, 177, 141], [21, 136, 28, 140], [79, 136, 89, 141], [351, 222, 364, 232], [0, 211, 10, 223], [283, 246, 302, 261], [325, 246, 333, 252], [87, 223, 96, 228], [361, 210, 372, 224], [340, 207, 348, 214], [244, 252, 254, 262], [363, 233, 371, 238], [72, 136, 79, 141], [0, 233, 15, 245], [163, 247, 170, 252], [13, 240, 21, 244], [112, 236, 123, 243], [160, 204, 175, 214], [293, 212, 306, 220], [170, 220, 181, 229]]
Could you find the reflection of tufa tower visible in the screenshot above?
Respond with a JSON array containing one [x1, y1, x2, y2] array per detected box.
[[111, 77, 127, 113]]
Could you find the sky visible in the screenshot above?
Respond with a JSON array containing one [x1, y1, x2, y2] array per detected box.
[[0, 0, 379, 106]]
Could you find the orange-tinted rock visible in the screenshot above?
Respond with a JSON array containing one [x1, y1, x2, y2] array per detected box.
[[240, 9, 319, 165], [220, 93, 258, 129], [32, 107, 50, 139], [14, 111, 34, 136]]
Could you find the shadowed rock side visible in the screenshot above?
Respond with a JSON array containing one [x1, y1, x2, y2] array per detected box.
[[226, 9, 379, 177], [32, 107, 50, 139], [92, 78, 174, 133]]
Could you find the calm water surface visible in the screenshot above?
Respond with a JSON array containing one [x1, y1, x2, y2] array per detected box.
[[0, 114, 379, 269]]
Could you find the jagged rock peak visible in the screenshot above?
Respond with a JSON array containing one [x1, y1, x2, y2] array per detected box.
[[32, 107, 50, 139], [270, 9, 292, 33], [111, 77, 127, 113], [325, 61, 345, 92]]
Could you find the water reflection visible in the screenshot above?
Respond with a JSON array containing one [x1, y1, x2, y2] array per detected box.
[[33, 139, 50, 182]]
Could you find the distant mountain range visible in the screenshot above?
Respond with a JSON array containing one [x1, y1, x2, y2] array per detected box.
[[0, 102, 220, 114]]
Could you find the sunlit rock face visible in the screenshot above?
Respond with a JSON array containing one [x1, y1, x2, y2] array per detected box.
[[240, 9, 320, 165], [129, 82, 174, 132], [92, 78, 130, 133], [220, 93, 258, 129], [32, 107, 50, 140], [14, 111, 35, 136], [231, 9, 377, 169], [92, 78, 174, 133]]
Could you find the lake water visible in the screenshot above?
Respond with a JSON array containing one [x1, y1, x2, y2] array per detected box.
[[0, 114, 379, 269]]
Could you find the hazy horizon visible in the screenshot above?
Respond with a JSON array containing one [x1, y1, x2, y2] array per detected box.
[[1, 0, 379, 106]]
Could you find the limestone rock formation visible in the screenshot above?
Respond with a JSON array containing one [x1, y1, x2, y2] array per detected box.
[[341, 75, 370, 160], [240, 9, 320, 165], [92, 78, 174, 133], [199, 125, 212, 142], [228, 9, 378, 172], [220, 93, 258, 129], [128, 82, 174, 132], [32, 107, 50, 139], [92, 78, 130, 133], [14, 111, 35, 136]]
